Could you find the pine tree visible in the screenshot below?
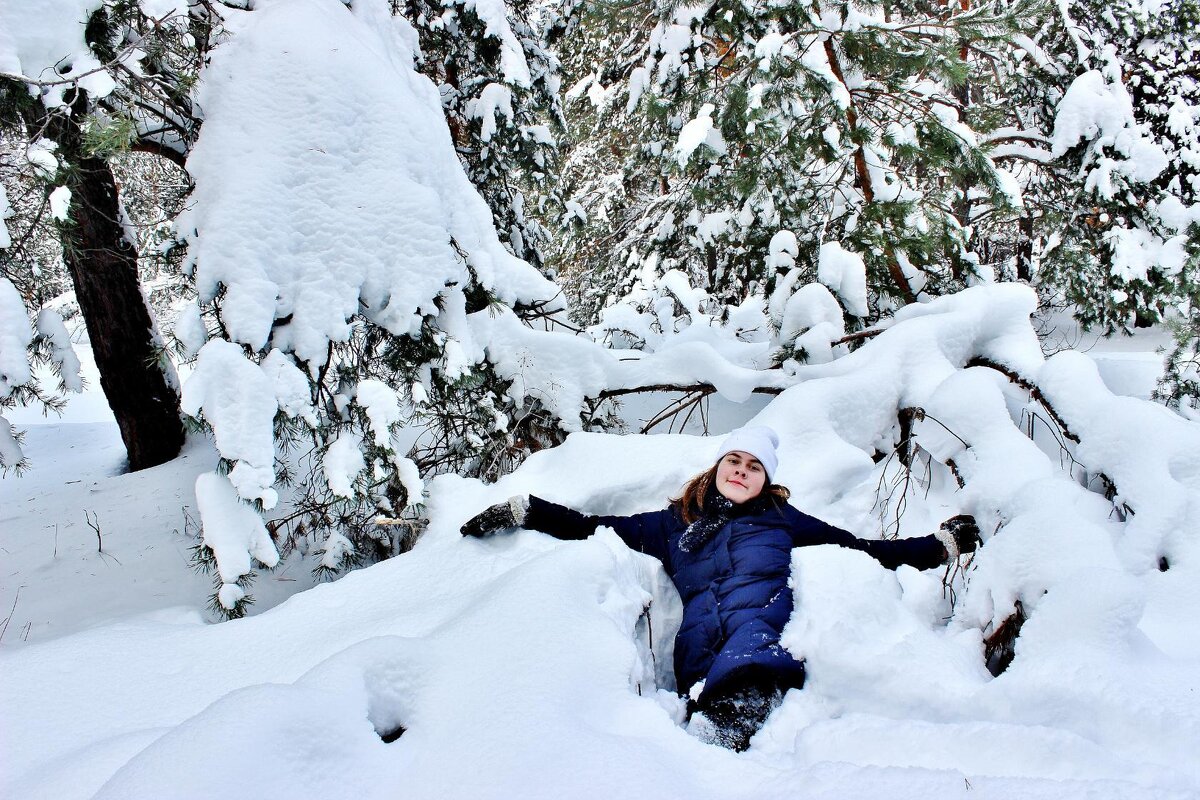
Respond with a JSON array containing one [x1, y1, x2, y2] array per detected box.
[[399, 0, 566, 273], [550, 0, 1035, 327], [0, 0, 222, 470], [988, 0, 1197, 328]]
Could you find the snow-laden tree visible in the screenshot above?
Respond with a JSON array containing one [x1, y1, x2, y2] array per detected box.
[[974, 0, 1199, 410], [0, 0, 224, 469], [550, 0, 1035, 326], [1020, 0, 1198, 333], [174, 0, 580, 616], [399, 0, 565, 274]]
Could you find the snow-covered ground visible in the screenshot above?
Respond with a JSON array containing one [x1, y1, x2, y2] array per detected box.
[[4, 307, 1199, 799], [3, 0, 1198, 796]]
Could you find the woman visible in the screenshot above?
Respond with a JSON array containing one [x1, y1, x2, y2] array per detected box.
[[460, 425, 980, 751]]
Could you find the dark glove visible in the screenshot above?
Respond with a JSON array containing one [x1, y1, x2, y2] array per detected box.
[[460, 496, 528, 538], [937, 514, 981, 559]]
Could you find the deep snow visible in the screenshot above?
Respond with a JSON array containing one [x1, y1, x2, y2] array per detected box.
[[3, 302, 1199, 800], [2, 0, 1199, 796]]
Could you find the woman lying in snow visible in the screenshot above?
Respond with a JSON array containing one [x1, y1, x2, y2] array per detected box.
[[460, 426, 981, 751]]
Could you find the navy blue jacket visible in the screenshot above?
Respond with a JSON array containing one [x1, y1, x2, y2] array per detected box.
[[525, 494, 948, 701]]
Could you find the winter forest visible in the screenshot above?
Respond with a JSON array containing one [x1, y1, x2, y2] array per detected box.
[[1, 0, 1199, 795]]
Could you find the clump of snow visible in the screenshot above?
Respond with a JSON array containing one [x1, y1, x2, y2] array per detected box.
[[0, 0, 118, 107], [24, 138, 59, 178], [817, 241, 869, 317], [318, 530, 355, 569], [355, 379, 402, 447], [0, 182, 12, 249], [193, 470, 279, 608], [1104, 227, 1189, 282], [0, 413, 22, 469], [1051, 68, 1168, 198], [673, 103, 726, 166], [392, 454, 424, 509], [180, 339, 279, 507], [260, 348, 316, 426], [777, 283, 846, 364], [35, 308, 82, 392], [1155, 195, 1200, 233], [178, 0, 558, 366], [0, 277, 33, 399], [171, 302, 207, 358], [47, 185, 71, 221], [766, 229, 799, 271], [324, 430, 366, 498], [470, 82, 514, 142]]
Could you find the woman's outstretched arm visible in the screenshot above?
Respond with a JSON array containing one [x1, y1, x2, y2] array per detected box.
[[462, 495, 676, 562], [785, 507, 979, 571]]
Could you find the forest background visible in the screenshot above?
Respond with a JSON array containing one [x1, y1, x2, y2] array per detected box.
[[2, 0, 1200, 796], [2, 0, 1197, 614]]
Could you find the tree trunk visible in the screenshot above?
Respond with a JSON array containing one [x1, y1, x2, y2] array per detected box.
[[821, 34, 918, 306], [47, 91, 185, 471], [1016, 214, 1033, 281]]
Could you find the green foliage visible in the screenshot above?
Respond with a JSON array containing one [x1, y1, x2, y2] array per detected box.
[[81, 112, 137, 157], [399, 0, 565, 273], [998, 0, 1200, 335], [550, 0, 1038, 324]]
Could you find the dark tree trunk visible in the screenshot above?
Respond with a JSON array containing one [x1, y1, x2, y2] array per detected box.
[[1016, 214, 1034, 282], [45, 91, 185, 471]]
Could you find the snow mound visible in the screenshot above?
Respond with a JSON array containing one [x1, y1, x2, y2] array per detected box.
[[178, 0, 557, 367], [3, 282, 1200, 798]]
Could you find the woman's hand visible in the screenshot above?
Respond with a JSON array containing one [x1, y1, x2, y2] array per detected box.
[[936, 514, 981, 560], [460, 496, 529, 538]]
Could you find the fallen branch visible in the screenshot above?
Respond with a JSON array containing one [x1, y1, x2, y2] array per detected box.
[[597, 383, 782, 400], [966, 357, 1079, 443]]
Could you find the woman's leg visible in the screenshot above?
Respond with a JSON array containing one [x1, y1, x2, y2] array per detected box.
[[690, 668, 792, 751]]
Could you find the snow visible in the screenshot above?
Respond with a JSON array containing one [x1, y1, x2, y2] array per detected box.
[[674, 103, 726, 166], [47, 185, 71, 221], [24, 137, 59, 178], [0, 182, 12, 249], [1105, 226, 1189, 282], [195, 470, 280, 606], [1051, 68, 1169, 198], [777, 282, 845, 364], [454, 0, 532, 87], [260, 348, 316, 426], [3, 281, 1200, 799], [0, 276, 33, 399], [470, 81, 514, 142], [1155, 194, 1200, 233], [766, 229, 798, 271], [3, 0, 1200, 796], [178, 0, 558, 367], [180, 339, 279, 507], [817, 241, 869, 317], [324, 430, 366, 498], [0, 0, 117, 108], [356, 379, 402, 447], [35, 308, 82, 393]]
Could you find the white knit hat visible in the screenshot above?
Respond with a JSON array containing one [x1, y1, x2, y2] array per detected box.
[[715, 425, 780, 481]]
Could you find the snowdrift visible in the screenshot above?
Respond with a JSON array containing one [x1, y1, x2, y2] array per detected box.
[[4, 281, 1200, 799]]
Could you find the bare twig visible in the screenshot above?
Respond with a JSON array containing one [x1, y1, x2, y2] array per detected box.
[[0, 586, 22, 643], [84, 510, 102, 552]]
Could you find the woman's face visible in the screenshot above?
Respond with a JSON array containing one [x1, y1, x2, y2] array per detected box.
[[715, 450, 767, 504]]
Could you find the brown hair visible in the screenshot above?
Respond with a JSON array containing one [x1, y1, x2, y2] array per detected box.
[[672, 463, 792, 525]]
